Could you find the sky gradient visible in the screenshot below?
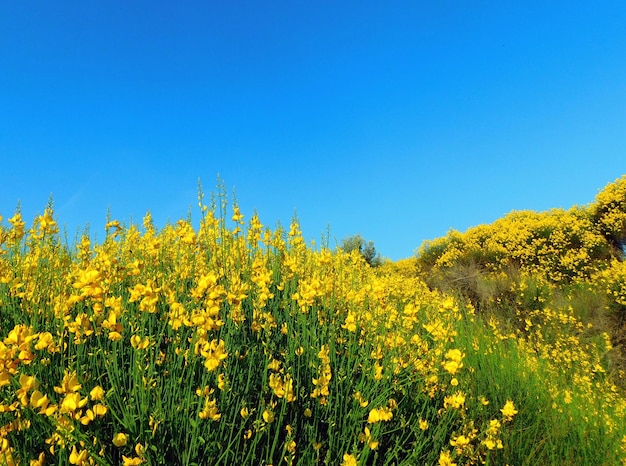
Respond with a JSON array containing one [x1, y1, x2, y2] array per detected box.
[[1, 1, 625, 260]]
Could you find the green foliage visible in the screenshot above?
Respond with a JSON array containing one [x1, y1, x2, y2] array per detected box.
[[339, 234, 383, 267]]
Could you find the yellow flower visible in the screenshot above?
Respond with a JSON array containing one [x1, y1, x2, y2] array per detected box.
[[358, 427, 379, 450], [268, 358, 281, 371], [341, 312, 357, 332], [79, 410, 95, 425], [445, 348, 464, 362], [122, 456, 144, 466], [130, 335, 150, 350], [500, 400, 518, 420], [232, 206, 244, 223], [373, 363, 383, 380], [563, 390, 572, 404], [29, 390, 47, 409], [105, 219, 122, 230], [90, 385, 105, 401], [60, 393, 87, 413], [438, 450, 457, 466], [35, 332, 58, 352], [486, 419, 501, 436], [113, 433, 128, 447], [92, 403, 108, 416], [353, 391, 369, 407], [367, 408, 380, 424], [199, 397, 221, 421], [482, 437, 503, 450], [29, 452, 45, 466], [262, 409, 275, 423], [69, 446, 89, 465], [367, 407, 393, 423], [200, 339, 228, 372], [443, 349, 464, 375], [135, 443, 145, 457], [483, 438, 496, 450], [18, 373, 37, 396], [217, 373, 227, 391], [419, 419, 429, 431], [443, 391, 465, 410], [0, 371, 11, 387], [450, 434, 470, 453], [443, 360, 461, 375], [341, 453, 358, 466]]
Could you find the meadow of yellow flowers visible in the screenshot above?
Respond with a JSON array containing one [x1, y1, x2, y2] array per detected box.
[[1, 178, 625, 465]]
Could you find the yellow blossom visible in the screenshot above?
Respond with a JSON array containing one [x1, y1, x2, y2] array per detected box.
[[342, 312, 357, 332], [501, 400, 518, 420], [69, 446, 89, 465], [262, 409, 275, 423], [341, 453, 358, 466], [367, 407, 393, 424], [29, 452, 45, 466], [60, 393, 88, 413], [130, 335, 150, 350], [450, 434, 470, 452], [122, 456, 144, 466], [353, 391, 369, 407], [444, 391, 466, 410], [199, 339, 228, 372], [30, 391, 55, 415], [199, 397, 221, 421], [113, 433, 128, 447], [90, 386, 105, 401], [93, 404, 108, 416], [358, 427, 379, 450], [438, 450, 457, 466]]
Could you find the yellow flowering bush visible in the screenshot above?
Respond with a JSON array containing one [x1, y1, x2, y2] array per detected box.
[[592, 175, 626, 252], [418, 207, 611, 285]]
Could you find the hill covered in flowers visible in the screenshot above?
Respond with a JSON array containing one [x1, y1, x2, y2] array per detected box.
[[0, 178, 625, 465]]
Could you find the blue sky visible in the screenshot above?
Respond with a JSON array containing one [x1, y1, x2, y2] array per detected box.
[[1, 1, 625, 260]]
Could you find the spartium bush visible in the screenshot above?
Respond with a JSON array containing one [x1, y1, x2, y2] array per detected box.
[[417, 175, 626, 285], [417, 207, 613, 285], [592, 174, 626, 256]]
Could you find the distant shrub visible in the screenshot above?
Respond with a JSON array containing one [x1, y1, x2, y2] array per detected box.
[[591, 174, 626, 256], [339, 234, 383, 267], [417, 207, 613, 285]]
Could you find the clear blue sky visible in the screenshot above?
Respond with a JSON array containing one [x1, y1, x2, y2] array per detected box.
[[1, 1, 625, 260]]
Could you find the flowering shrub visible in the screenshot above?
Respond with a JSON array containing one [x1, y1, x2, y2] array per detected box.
[[418, 207, 612, 285], [592, 175, 626, 253]]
